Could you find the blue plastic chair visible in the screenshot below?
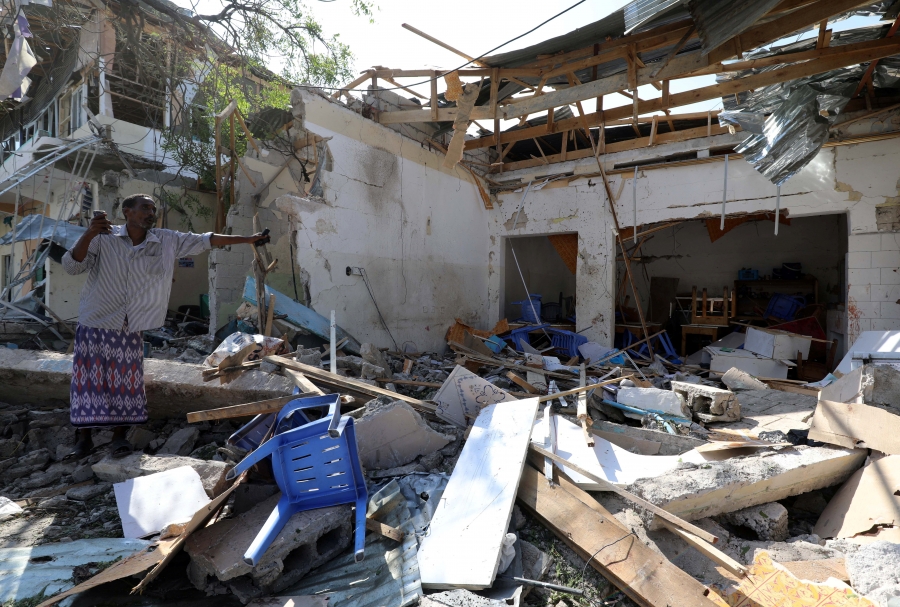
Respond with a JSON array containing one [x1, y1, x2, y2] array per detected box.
[[225, 393, 368, 566], [227, 387, 311, 452]]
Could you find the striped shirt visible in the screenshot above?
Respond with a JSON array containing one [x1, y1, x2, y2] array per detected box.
[[62, 225, 212, 332]]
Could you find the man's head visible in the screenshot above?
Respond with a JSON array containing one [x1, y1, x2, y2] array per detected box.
[[121, 194, 158, 230]]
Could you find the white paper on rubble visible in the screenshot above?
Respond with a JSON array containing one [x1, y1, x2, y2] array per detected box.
[[114, 466, 211, 539]]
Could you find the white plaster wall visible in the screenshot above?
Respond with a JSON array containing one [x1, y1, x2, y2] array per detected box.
[[491, 137, 900, 348], [45, 258, 85, 321], [212, 91, 492, 352]]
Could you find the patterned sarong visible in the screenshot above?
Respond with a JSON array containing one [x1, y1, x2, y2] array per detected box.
[[70, 324, 147, 426]]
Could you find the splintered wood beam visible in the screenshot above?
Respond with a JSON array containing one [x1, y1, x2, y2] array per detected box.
[[443, 82, 481, 169], [465, 39, 900, 150], [331, 70, 374, 99]]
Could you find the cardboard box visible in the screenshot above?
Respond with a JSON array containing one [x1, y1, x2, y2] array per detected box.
[[706, 347, 789, 379], [745, 327, 812, 360]]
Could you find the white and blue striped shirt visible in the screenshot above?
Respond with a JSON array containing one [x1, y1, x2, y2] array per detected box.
[[62, 225, 212, 332]]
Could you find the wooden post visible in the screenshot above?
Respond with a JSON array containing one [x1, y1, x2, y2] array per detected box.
[[264, 293, 276, 337], [229, 114, 236, 214], [430, 71, 438, 121]]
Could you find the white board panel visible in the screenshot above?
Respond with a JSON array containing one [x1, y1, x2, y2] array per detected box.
[[418, 397, 539, 589], [531, 416, 706, 488]]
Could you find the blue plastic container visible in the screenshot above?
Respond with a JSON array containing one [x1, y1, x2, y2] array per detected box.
[[764, 293, 805, 320], [512, 294, 542, 324], [738, 268, 758, 280]]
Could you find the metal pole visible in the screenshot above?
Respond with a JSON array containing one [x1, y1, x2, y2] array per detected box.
[[720, 154, 728, 230], [774, 184, 781, 236], [632, 166, 638, 243], [330, 310, 337, 375]]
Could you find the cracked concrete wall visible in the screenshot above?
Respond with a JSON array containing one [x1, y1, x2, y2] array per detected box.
[[490, 131, 900, 349], [210, 89, 490, 352]]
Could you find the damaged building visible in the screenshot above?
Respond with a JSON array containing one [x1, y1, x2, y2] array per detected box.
[[4, 0, 900, 607]]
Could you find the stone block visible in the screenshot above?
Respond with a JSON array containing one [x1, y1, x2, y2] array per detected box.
[[848, 284, 871, 302], [359, 343, 391, 372], [849, 268, 881, 287], [126, 427, 156, 451], [92, 454, 231, 498], [721, 368, 768, 391], [71, 463, 95, 484], [881, 268, 900, 285], [66, 482, 112, 502], [158, 427, 200, 456], [873, 250, 900, 268], [848, 252, 871, 269], [185, 494, 350, 595], [354, 400, 454, 470], [628, 446, 866, 526], [848, 234, 881, 252], [670, 381, 741, 422], [18, 468, 63, 490], [720, 502, 789, 541]]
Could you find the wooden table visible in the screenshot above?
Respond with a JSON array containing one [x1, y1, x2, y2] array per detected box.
[[681, 324, 722, 357]]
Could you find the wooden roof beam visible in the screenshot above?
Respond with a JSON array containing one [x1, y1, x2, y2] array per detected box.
[[464, 38, 900, 150]]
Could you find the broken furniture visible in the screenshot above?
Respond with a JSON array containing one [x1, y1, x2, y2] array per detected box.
[[226, 393, 368, 566], [796, 338, 839, 382], [680, 286, 735, 356], [734, 277, 818, 322]]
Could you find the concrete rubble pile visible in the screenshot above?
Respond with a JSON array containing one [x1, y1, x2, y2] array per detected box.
[[2, 323, 899, 607]]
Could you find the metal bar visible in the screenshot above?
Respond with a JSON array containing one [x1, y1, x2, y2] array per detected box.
[[0, 137, 97, 199], [632, 166, 638, 243], [720, 153, 728, 230], [774, 184, 781, 235]]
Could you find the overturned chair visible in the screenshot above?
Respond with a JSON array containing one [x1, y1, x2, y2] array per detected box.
[[226, 393, 368, 566]]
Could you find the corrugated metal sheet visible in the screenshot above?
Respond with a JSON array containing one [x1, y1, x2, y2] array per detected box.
[[689, 0, 783, 56], [285, 474, 448, 607], [624, 0, 682, 34], [0, 214, 87, 250]]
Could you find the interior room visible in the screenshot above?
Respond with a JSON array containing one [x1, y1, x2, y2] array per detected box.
[[503, 233, 578, 327]]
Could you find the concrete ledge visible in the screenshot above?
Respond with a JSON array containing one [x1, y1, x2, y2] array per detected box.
[[0, 348, 294, 418]]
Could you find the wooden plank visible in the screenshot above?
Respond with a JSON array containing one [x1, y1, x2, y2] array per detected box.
[[443, 82, 481, 169], [658, 520, 747, 577], [418, 397, 540, 589], [331, 70, 374, 99], [186, 395, 299, 423], [517, 465, 720, 607], [507, 371, 539, 394], [530, 443, 719, 544], [466, 38, 900, 150], [282, 368, 325, 396], [808, 399, 900, 454], [365, 517, 403, 541], [266, 355, 436, 414]]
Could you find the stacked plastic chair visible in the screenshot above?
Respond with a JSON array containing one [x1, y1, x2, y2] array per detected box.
[[226, 393, 368, 565]]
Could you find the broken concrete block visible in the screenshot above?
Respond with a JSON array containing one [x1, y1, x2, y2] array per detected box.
[[92, 453, 230, 498], [296, 348, 322, 367], [628, 446, 866, 526], [126, 427, 156, 451], [671, 381, 741, 422], [71, 463, 95, 484], [360, 361, 387, 380], [360, 343, 391, 373], [721, 367, 769, 391], [720, 502, 789, 541], [66, 482, 112, 502], [354, 400, 453, 470], [185, 494, 350, 595], [616, 386, 690, 418], [158, 427, 200, 456], [845, 541, 900, 607], [820, 363, 900, 407]]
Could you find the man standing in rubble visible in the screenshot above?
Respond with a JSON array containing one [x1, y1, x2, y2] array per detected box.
[[62, 193, 269, 459]]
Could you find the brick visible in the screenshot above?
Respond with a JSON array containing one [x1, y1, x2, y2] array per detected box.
[[872, 285, 900, 301], [847, 252, 872, 269], [871, 318, 900, 331], [848, 285, 871, 302], [849, 234, 882, 252], [881, 301, 900, 319], [848, 268, 882, 286], [854, 302, 881, 318], [881, 268, 900, 285], [881, 233, 900, 251], [855, 318, 873, 332], [872, 250, 900, 268]]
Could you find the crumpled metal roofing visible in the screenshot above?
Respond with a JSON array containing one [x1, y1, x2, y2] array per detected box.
[[723, 76, 855, 186], [0, 214, 86, 250], [286, 473, 449, 607], [716, 19, 900, 185], [688, 0, 783, 56], [624, 0, 682, 34]]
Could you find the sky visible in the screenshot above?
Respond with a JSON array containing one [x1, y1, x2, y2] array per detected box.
[[178, 0, 887, 126]]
